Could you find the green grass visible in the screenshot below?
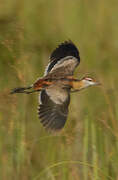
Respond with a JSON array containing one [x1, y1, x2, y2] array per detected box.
[[0, 0, 118, 179]]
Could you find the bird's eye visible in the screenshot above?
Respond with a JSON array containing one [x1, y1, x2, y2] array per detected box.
[[85, 78, 92, 81]]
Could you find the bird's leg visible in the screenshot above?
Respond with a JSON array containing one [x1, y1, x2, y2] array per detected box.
[[10, 86, 40, 94], [25, 89, 41, 94]]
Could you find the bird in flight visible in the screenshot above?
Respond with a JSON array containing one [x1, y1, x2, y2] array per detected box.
[[11, 41, 100, 131]]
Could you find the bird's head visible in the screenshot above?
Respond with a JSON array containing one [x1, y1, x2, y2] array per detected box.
[[80, 76, 100, 88], [71, 76, 100, 91]]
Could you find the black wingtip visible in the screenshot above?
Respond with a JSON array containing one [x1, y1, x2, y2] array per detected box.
[[50, 40, 80, 62]]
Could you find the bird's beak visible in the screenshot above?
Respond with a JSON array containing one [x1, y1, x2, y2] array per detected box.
[[94, 81, 101, 86]]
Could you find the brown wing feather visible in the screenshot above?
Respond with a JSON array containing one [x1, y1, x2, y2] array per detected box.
[[47, 56, 79, 78], [38, 89, 70, 131]]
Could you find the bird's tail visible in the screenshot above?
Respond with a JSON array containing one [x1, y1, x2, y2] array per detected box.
[[10, 85, 39, 94]]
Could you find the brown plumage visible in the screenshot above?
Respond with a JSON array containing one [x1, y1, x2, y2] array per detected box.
[[11, 41, 100, 131]]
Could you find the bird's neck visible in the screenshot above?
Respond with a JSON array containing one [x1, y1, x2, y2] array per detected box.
[[71, 80, 86, 90]]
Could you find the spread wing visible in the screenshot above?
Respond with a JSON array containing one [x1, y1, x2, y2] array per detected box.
[[38, 87, 70, 131], [38, 41, 80, 131], [45, 40, 80, 76]]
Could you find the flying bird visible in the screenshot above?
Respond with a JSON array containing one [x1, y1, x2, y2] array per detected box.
[[11, 41, 100, 131]]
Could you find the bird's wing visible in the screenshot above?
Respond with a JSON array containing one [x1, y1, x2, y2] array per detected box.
[[44, 56, 79, 79], [38, 85, 70, 131], [39, 41, 80, 131], [44, 40, 80, 76]]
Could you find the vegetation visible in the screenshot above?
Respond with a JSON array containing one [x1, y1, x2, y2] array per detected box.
[[0, 0, 118, 179]]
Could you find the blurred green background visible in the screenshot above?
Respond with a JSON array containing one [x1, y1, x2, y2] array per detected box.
[[0, 0, 118, 179]]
